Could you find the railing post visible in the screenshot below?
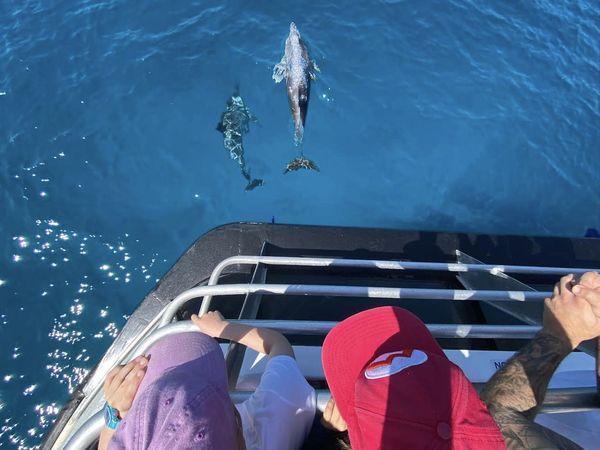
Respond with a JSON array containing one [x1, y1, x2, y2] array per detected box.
[[225, 258, 268, 390]]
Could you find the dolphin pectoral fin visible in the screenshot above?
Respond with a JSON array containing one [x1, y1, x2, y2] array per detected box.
[[283, 156, 320, 174], [309, 60, 320, 80], [273, 57, 287, 83]]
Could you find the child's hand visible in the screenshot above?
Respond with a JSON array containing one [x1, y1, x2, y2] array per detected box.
[[103, 356, 147, 418], [191, 311, 228, 338], [321, 398, 348, 432]]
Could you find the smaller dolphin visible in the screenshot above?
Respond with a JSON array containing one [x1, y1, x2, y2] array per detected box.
[[273, 22, 320, 174], [216, 87, 264, 191]]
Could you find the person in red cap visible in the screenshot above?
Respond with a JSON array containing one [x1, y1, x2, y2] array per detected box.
[[321, 305, 506, 450], [322, 272, 600, 449]]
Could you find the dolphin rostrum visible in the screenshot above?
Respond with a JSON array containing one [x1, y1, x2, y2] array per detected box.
[[216, 87, 264, 191], [273, 22, 320, 174]]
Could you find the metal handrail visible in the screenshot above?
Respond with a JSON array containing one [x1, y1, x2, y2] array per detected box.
[[135, 322, 543, 360], [157, 283, 549, 325], [63, 411, 103, 450], [233, 321, 542, 340], [201, 255, 596, 305]]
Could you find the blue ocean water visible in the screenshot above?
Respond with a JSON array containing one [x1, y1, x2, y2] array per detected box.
[[0, 0, 598, 447]]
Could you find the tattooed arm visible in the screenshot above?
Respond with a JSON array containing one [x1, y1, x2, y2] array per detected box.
[[480, 273, 600, 450], [482, 405, 583, 450], [480, 332, 580, 450]]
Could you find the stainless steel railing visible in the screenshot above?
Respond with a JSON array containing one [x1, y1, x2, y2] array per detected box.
[[200, 255, 596, 307], [135, 321, 542, 360], [158, 283, 549, 326]]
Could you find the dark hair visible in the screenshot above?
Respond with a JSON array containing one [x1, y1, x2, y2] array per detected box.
[[336, 432, 352, 450]]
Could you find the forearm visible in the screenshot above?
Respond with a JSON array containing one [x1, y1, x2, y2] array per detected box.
[[220, 322, 294, 358], [480, 272, 600, 449], [480, 330, 571, 419], [98, 426, 116, 450], [484, 406, 582, 450]]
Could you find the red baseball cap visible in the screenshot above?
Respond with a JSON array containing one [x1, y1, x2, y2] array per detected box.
[[322, 306, 506, 450]]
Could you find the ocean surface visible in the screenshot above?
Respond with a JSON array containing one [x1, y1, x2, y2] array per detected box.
[[0, 0, 599, 447]]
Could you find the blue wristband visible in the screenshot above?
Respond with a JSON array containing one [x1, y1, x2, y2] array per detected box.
[[103, 403, 121, 430]]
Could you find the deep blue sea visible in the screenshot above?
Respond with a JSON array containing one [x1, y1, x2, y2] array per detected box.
[[0, 0, 599, 447]]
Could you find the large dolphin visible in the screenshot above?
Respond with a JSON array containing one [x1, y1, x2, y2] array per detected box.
[[216, 87, 264, 191], [273, 22, 320, 174]]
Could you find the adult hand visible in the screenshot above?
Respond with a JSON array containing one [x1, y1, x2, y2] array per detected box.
[[543, 274, 600, 350], [321, 398, 348, 432], [573, 271, 600, 290], [191, 311, 228, 338], [103, 356, 147, 418], [572, 271, 600, 320]]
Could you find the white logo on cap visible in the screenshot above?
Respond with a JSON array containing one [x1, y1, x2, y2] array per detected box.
[[364, 349, 428, 380]]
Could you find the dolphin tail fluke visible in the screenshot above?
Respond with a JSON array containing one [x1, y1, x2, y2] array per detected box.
[[303, 157, 320, 172], [283, 155, 320, 174], [245, 178, 264, 191]]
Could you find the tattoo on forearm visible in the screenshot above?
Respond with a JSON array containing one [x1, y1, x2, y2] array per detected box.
[[487, 406, 582, 450], [480, 331, 571, 419], [480, 332, 581, 449]]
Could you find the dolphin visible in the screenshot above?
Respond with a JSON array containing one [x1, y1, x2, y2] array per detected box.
[[273, 22, 320, 173], [216, 87, 264, 191]]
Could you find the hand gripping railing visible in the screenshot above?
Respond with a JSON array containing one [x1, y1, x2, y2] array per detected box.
[[199, 255, 596, 313]]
